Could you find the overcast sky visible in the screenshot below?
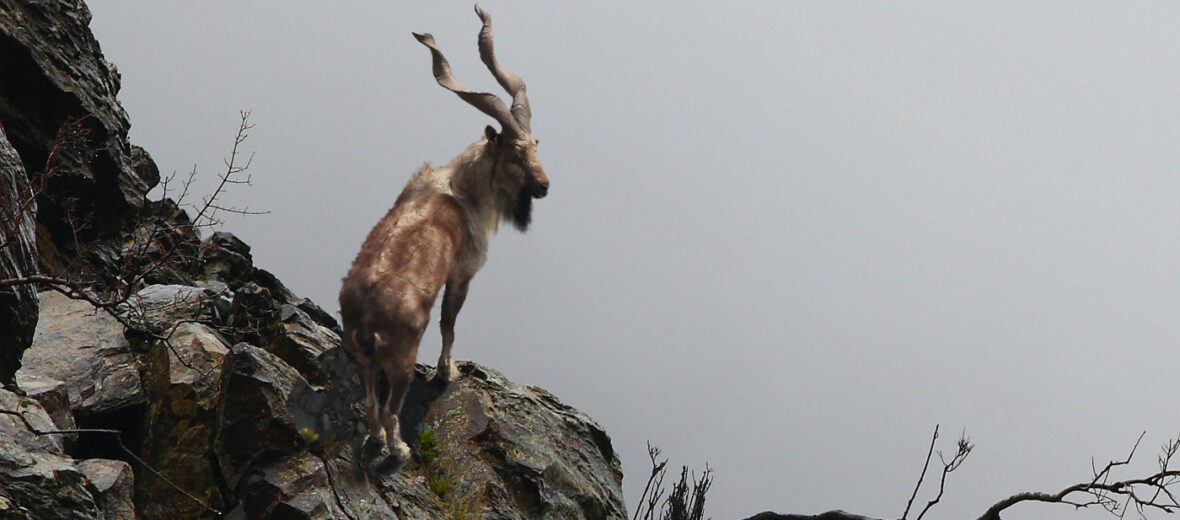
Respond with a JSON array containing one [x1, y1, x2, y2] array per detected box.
[[89, 3, 1180, 519]]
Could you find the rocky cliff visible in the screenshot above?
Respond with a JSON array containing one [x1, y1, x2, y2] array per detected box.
[[0, 2, 626, 518]]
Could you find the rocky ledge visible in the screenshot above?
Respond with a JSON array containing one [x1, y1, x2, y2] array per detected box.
[[2, 286, 625, 519]]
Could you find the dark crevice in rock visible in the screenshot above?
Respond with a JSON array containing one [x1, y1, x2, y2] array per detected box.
[[72, 402, 144, 461], [208, 443, 235, 514]]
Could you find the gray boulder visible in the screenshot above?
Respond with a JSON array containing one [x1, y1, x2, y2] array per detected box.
[[414, 362, 626, 520], [0, 387, 102, 519], [77, 458, 135, 520], [135, 321, 231, 520], [15, 372, 76, 451], [17, 290, 145, 420]]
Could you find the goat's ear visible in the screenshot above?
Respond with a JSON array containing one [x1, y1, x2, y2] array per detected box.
[[484, 125, 499, 143]]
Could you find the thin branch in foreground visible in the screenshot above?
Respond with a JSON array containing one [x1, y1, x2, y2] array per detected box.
[[0, 409, 221, 516]]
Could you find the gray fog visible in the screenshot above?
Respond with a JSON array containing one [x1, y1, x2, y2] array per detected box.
[[90, 3, 1180, 519]]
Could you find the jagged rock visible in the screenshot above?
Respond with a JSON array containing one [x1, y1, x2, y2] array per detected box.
[[375, 472, 449, 520], [0, 0, 152, 228], [220, 344, 403, 519], [226, 282, 281, 347], [0, 387, 102, 519], [87, 200, 202, 288], [124, 283, 222, 336], [17, 290, 145, 420], [136, 321, 231, 520], [15, 372, 76, 451], [215, 343, 308, 490], [226, 452, 373, 520], [273, 303, 340, 385], [0, 122, 38, 388], [227, 452, 342, 520], [413, 362, 627, 520], [200, 232, 254, 287], [77, 458, 135, 520]]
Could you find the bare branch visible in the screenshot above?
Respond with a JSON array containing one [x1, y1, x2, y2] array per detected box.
[[902, 425, 940, 520], [0, 408, 222, 516], [916, 431, 972, 520], [978, 433, 1180, 520]]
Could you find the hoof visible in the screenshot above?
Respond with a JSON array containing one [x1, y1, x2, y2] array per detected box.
[[431, 361, 460, 383], [375, 453, 408, 475], [360, 434, 411, 475], [361, 436, 390, 472], [375, 441, 412, 475]]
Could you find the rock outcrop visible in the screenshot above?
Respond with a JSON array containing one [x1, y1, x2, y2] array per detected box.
[[3, 286, 626, 519], [0, 123, 38, 387], [0, 4, 626, 519]]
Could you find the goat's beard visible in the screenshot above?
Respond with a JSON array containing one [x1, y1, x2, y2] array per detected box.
[[512, 186, 533, 232]]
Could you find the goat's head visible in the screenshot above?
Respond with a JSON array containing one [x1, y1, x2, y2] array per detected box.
[[414, 5, 548, 231]]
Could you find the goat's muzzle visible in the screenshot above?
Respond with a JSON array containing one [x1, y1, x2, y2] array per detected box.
[[530, 180, 549, 199]]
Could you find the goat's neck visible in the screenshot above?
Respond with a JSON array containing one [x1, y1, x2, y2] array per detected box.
[[444, 139, 501, 241]]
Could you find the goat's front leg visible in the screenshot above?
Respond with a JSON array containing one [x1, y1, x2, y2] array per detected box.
[[434, 278, 470, 382]]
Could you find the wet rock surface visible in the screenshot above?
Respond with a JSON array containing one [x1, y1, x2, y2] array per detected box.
[[17, 290, 145, 420]]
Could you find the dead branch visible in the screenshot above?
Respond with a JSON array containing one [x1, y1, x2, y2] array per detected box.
[[634, 442, 669, 520], [978, 433, 1180, 520], [902, 425, 940, 520], [0, 408, 222, 516], [900, 425, 972, 520]]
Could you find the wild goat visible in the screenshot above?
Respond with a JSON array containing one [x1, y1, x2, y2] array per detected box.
[[338, 5, 548, 471]]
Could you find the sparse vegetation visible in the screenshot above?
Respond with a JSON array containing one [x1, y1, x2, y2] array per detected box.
[[633, 443, 713, 520], [429, 477, 453, 498], [418, 426, 440, 463]]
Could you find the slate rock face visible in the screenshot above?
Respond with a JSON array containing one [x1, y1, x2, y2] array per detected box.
[[0, 123, 37, 387], [77, 458, 136, 520], [16, 290, 145, 420], [417, 363, 627, 520], [0, 387, 102, 520], [215, 343, 307, 490], [135, 319, 231, 520], [0, 0, 151, 226]]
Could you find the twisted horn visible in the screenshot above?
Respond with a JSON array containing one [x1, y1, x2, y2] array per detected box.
[[475, 5, 532, 133], [413, 31, 524, 138]]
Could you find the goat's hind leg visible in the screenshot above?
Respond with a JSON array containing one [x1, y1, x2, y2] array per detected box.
[[356, 353, 398, 472], [374, 358, 415, 473]]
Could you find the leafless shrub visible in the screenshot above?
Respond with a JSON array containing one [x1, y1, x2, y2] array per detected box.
[[1, 112, 261, 337], [0, 111, 264, 516], [633, 443, 713, 520]]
